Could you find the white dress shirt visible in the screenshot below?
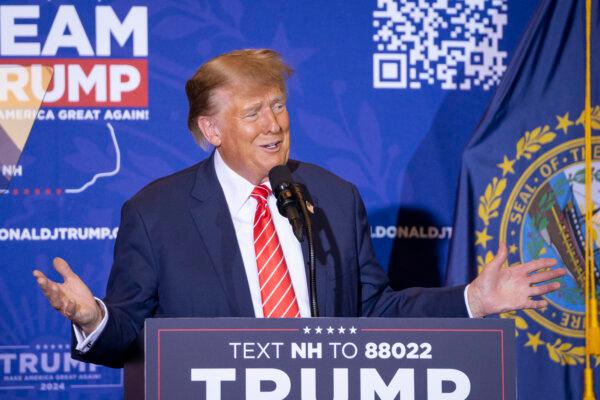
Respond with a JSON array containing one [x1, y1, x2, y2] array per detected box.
[[213, 150, 311, 318]]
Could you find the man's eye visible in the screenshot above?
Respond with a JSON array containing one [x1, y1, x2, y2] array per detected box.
[[273, 103, 285, 112], [245, 113, 258, 119]]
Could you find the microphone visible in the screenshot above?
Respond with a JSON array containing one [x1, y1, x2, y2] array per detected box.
[[268, 164, 319, 317], [268, 165, 304, 242]]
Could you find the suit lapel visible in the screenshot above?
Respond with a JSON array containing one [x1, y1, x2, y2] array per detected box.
[[189, 155, 254, 317]]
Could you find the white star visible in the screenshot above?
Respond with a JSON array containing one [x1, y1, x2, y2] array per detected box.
[[338, 326, 346, 334], [349, 326, 357, 334], [303, 326, 311, 334], [50, 344, 55, 349], [327, 326, 335, 334], [314, 326, 323, 334]]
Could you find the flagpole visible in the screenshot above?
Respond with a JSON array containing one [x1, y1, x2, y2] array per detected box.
[[583, 0, 598, 399]]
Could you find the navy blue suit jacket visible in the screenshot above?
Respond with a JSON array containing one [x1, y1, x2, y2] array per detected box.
[[73, 154, 468, 367]]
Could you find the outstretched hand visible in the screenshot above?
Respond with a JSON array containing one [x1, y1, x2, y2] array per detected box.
[[467, 243, 567, 318], [33, 258, 104, 335]]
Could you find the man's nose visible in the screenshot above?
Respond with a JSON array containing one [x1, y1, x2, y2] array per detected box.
[[262, 109, 282, 134]]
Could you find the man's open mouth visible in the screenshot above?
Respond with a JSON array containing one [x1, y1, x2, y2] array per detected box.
[[260, 141, 282, 150]]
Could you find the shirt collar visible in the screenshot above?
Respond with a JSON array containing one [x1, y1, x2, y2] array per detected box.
[[213, 150, 271, 216]]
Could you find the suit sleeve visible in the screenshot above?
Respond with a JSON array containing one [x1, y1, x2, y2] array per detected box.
[[72, 200, 159, 368], [351, 185, 469, 318]]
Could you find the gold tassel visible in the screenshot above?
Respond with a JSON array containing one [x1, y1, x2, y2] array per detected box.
[[584, 367, 596, 400]]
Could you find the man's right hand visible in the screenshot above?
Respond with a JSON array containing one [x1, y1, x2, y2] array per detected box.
[[33, 258, 104, 335]]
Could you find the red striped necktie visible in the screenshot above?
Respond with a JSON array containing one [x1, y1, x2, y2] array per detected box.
[[251, 184, 300, 318]]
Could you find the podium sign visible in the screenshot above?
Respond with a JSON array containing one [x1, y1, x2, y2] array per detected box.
[[144, 318, 515, 399]]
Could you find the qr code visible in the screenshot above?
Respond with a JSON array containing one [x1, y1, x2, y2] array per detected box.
[[373, 0, 508, 90]]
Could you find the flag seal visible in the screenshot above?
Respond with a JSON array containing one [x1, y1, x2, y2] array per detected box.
[[475, 107, 600, 366]]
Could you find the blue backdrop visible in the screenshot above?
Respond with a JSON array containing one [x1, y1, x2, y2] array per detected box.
[[0, 0, 541, 398]]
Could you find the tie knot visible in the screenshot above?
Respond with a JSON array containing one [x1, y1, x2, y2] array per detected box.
[[251, 184, 271, 204]]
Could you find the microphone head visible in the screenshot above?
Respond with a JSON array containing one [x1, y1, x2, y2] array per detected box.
[[268, 165, 303, 241], [268, 165, 293, 194]]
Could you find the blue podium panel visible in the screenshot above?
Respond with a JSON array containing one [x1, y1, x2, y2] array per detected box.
[[144, 318, 515, 400]]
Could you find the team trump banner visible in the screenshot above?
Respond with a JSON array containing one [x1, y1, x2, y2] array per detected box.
[[1, 1, 543, 398]]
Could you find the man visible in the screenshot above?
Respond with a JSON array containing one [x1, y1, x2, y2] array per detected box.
[[33, 49, 565, 368]]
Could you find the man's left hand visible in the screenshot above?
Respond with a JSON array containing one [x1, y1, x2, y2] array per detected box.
[[467, 243, 567, 318]]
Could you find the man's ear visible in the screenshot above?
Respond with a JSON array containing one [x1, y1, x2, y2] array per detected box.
[[197, 116, 222, 147]]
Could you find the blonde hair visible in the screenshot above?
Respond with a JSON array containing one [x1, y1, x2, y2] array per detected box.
[[185, 49, 293, 149]]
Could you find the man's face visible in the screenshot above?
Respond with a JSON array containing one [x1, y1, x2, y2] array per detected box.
[[209, 85, 291, 184]]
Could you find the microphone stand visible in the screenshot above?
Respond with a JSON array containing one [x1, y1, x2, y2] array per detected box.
[[292, 184, 319, 317]]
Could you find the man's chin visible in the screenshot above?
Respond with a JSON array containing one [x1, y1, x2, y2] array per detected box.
[[268, 152, 289, 167]]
